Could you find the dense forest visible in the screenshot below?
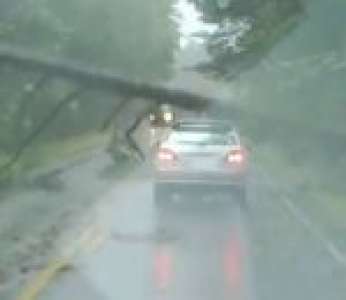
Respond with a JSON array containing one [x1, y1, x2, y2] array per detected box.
[[1, 0, 346, 197], [190, 0, 346, 194], [0, 0, 179, 176]]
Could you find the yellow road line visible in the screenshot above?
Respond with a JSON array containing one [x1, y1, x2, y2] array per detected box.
[[16, 223, 108, 300], [16, 259, 69, 300]]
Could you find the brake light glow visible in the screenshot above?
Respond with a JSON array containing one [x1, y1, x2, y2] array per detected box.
[[154, 245, 174, 290], [157, 148, 176, 162], [163, 111, 174, 122], [227, 148, 245, 164], [224, 232, 244, 289]]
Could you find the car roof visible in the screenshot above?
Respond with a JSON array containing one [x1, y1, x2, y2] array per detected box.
[[172, 120, 235, 132]]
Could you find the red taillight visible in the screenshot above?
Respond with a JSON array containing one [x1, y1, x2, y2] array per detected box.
[[226, 147, 246, 165], [154, 245, 174, 290], [157, 148, 176, 162], [224, 233, 244, 289]]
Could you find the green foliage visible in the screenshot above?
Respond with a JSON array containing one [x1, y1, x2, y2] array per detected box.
[[189, 0, 304, 78], [0, 0, 178, 79], [0, 0, 178, 173], [228, 0, 346, 194]]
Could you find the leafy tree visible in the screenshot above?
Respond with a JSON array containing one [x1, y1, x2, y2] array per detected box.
[[0, 0, 179, 156], [188, 0, 304, 78], [226, 0, 346, 192]]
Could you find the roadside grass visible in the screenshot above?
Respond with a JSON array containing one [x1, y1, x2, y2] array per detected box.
[[23, 132, 108, 168], [0, 132, 109, 185], [254, 143, 346, 250], [0, 132, 139, 299]]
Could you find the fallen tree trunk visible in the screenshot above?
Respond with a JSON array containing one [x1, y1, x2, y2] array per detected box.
[[0, 45, 212, 111]]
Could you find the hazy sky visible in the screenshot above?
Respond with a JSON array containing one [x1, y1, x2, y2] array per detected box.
[[174, 0, 217, 48]]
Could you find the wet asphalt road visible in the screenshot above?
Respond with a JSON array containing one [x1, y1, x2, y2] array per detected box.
[[37, 173, 346, 300]]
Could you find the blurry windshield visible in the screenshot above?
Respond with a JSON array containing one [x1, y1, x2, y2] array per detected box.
[[173, 122, 233, 133], [1, 1, 346, 300], [169, 132, 236, 146]]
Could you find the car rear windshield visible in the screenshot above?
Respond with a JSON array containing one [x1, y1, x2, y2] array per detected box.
[[173, 122, 232, 133], [168, 131, 236, 146]]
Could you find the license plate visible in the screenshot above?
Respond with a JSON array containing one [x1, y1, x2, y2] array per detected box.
[[185, 159, 219, 171]]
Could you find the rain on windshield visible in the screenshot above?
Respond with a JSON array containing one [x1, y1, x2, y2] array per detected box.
[[0, 1, 345, 300]]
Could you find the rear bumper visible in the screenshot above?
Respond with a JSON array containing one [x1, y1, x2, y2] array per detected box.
[[155, 170, 246, 187]]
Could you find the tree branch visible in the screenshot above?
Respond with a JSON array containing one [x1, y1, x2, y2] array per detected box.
[[0, 89, 82, 172], [100, 97, 133, 132], [0, 45, 212, 111], [125, 109, 151, 161], [13, 74, 50, 139]]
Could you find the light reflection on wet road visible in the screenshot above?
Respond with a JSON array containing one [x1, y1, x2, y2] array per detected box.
[[38, 179, 254, 300], [37, 175, 346, 300]]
